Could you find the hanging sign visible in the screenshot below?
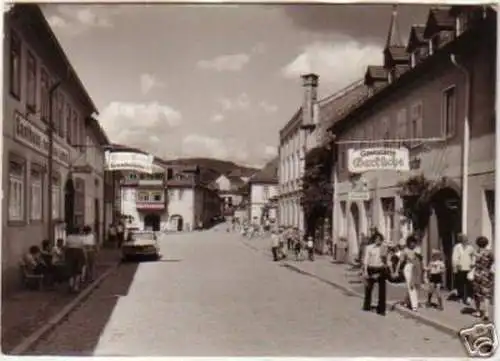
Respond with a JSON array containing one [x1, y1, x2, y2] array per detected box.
[[347, 147, 409, 173], [105, 151, 154, 174]]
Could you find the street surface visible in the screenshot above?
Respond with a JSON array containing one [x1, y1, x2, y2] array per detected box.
[[30, 229, 465, 357]]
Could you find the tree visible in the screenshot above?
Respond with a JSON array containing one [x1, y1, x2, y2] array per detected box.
[[301, 146, 333, 237]]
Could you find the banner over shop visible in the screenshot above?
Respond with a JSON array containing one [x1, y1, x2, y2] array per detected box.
[[347, 147, 410, 173], [105, 151, 155, 174]]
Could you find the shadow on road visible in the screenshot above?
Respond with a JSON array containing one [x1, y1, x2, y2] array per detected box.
[[24, 262, 140, 356]]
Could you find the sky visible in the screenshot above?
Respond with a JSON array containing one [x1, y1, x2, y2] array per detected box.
[[40, 3, 431, 168]]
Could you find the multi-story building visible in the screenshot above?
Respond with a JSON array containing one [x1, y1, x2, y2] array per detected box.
[[2, 4, 109, 292], [278, 73, 368, 231], [248, 157, 279, 224], [165, 164, 222, 231], [326, 5, 496, 289]]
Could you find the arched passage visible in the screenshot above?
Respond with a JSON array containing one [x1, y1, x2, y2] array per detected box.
[[144, 213, 161, 231], [170, 214, 184, 232], [429, 186, 461, 290], [64, 177, 75, 233]]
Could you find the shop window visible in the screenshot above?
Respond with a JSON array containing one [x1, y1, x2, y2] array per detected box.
[[9, 160, 25, 221], [52, 174, 61, 219], [30, 168, 43, 221]]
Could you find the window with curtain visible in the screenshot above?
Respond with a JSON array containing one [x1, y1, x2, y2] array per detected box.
[[9, 160, 25, 221], [30, 168, 43, 221]]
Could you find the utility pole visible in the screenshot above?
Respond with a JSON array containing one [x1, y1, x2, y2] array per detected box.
[[47, 81, 61, 245]]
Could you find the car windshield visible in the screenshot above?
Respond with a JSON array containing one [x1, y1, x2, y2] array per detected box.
[[131, 232, 156, 241]]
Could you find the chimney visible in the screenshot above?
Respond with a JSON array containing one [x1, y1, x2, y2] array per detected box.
[[301, 73, 319, 127]]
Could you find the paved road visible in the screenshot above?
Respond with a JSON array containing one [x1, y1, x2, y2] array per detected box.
[[30, 230, 465, 357]]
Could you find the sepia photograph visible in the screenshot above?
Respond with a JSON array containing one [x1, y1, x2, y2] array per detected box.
[[1, 1, 497, 358]]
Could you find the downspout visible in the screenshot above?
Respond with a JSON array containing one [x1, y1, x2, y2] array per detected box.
[[450, 54, 471, 235]]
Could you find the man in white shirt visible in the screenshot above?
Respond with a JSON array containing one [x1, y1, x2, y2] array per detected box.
[[452, 234, 475, 304], [362, 232, 388, 316]]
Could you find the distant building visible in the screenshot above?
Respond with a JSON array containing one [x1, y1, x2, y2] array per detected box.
[[248, 158, 279, 224], [2, 4, 109, 293], [214, 173, 248, 217]]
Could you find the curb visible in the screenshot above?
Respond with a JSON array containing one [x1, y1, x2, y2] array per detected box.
[[282, 262, 459, 339], [238, 238, 459, 339], [9, 262, 120, 355]]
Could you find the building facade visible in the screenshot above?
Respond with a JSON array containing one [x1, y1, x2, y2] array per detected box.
[[2, 4, 109, 292], [327, 6, 496, 289], [118, 163, 167, 231], [248, 157, 279, 224], [165, 165, 222, 231], [214, 173, 248, 218]]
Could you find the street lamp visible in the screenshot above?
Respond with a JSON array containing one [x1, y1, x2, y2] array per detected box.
[[47, 81, 61, 245]]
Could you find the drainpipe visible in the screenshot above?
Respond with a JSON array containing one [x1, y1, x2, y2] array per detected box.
[[450, 54, 471, 235]]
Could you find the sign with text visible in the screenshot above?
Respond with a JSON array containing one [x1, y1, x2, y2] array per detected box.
[[14, 112, 70, 166], [347, 147, 409, 173], [105, 151, 154, 174]]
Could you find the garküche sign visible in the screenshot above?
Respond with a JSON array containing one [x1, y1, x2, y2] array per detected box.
[[347, 147, 410, 173], [105, 151, 154, 174]]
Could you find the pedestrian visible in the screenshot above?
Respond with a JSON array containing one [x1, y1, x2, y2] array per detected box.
[[52, 238, 68, 284], [471, 236, 494, 320], [394, 235, 422, 311], [294, 236, 302, 261], [65, 230, 87, 293], [362, 232, 388, 315], [425, 249, 446, 310], [286, 227, 293, 250], [271, 230, 280, 261], [82, 225, 97, 283], [452, 233, 475, 305], [108, 223, 117, 248], [306, 236, 314, 261], [117, 222, 125, 248]]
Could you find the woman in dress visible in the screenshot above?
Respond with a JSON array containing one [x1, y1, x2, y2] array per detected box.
[[471, 236, 494, 320], [394, 235, 423, 311]]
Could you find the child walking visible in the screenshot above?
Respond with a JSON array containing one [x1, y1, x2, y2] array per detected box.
[[425, 249, 446, 310]]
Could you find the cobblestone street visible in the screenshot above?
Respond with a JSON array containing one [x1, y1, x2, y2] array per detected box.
[[27, 229, 465, 357]]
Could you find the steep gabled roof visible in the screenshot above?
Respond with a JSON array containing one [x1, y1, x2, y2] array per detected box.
[[423, 7, 455, 38], [406, 25, 427, 53], [250, 157, 278, 184]]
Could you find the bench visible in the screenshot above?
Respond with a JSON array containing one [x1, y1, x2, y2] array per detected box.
[[19, 263, 44, 290]]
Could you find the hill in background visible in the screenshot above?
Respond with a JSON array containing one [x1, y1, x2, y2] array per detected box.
[[163, 157, 259, 177]]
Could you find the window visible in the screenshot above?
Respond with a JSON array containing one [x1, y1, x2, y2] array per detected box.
[[66, 104, 72, 144], [442, 86, 456, 138], [339, 145, 346, 171], [9, 30, 21, 99], [178, 189, 185, 201], [167, 168, 173, 179], [410, 101, 424, 146], [27, 51, 37, 109], [9, 160, 25, 221], [263, 186, 270, 201], [152, 192, 162, 201], [396, 108, 408, 147], [30, 168, 43, 221], [72, 110, 79, 147], [128, 173, 138, 180], [57, 93, 65, 138], [41, 68, 49, 121], [138, 191, 149, 201], [52, 175, 61, 219], [74, 178, 85, 228]]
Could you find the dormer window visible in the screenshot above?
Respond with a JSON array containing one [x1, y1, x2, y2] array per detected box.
[[410, 52, 416, 68]]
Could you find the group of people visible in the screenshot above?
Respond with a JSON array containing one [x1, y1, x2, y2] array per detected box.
[[361, 228, 494, 320], [22, 225, 98, 293], [107, 222, 126, 248], [270, 227, 315, 262]]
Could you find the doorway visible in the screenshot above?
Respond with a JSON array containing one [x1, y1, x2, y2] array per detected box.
[[64, 178, 75, 233], [144, 213, 161, 231], [170, 214, 183, 231], [431, 187, 461, 291]]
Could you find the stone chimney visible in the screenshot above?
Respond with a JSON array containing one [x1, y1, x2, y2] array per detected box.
[[301, 73, 319, 128]]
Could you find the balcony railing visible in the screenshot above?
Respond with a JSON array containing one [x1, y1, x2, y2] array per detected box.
[[136, 200, 166, 211]]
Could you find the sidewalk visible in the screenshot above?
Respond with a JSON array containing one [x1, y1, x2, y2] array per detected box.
[[238, 234, 491, 338], [1, 248, 121, 353]]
